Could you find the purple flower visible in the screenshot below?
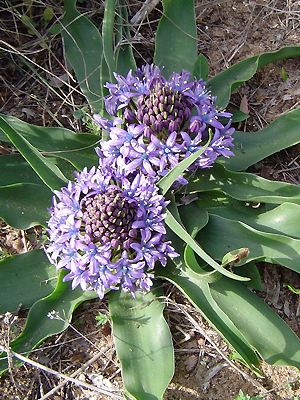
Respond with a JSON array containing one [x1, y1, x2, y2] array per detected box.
[[45, 165, 177, 298], [94, 64, 235, 182]]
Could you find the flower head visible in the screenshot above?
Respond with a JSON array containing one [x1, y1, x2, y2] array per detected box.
[[94, 64, 234, 180], [45, 165, 176, 298]]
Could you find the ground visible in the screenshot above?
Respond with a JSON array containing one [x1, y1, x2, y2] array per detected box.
[[0, 0, 300, 399]]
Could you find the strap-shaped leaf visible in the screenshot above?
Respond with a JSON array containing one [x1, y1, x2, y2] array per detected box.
[[0, 114, 100, 170], [193, 54, 209, 80], [0, 183, 52, 229], [154, 0, 197, 76], [0, 155, 75, 185], [0, 270, 97, 374], [157, 262, 260, 371], [206, 201, 300, 239], [0, 154, 43, 186], [179, 202, 209, 238], [210, 277, 300, 368], [209, 46, 300, 109], [236, 262, 263, 291], [102, 0, 116, 81], [165, 208, 248, 281], [0, 117, 67, 191], [61, 0, 104, 111], [197, 214, 300, 273], [109, 288, 174, 400], [0, 250, 57, 314], [52, 148, 99, 170], [115, 0, 136, 75], [0, 114, 99, 151], [223, 108, 300, 171], [185, 164, 300, 204]]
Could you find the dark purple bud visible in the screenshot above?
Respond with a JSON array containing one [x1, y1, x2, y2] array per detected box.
[[124, 108, 136, 123]]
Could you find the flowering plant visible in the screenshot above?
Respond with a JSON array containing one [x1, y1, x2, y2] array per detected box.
[[1, 0, 300, 398]]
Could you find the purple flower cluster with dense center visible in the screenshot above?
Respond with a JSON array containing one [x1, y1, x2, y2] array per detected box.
[[46, 165, 177, 298], [94, 64, 234, 180], [46, 64, 235, 299]]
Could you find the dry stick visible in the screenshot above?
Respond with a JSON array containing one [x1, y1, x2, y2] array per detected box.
[[0, 346, 123, 400], [166, 299, 269, 395], [130, 0, 160, 25], [39, 351, 103, 400]]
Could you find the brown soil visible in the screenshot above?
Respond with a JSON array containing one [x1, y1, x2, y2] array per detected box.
[[1, 1, 300, 399]]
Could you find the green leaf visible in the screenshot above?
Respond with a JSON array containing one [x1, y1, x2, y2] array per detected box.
[[281, 66, 288, 81], [0, 114, 99, 151], [209, 46, 300, 109], [48, 157, 78, 180], [223, 109, 300, 171], [43, 6, 54, 22], [210, 277, 300, 367], [154, 0, 197, 76], [157, 263, 260, 370], [179, 202, 209, 238], [193, 54, 209, 80], [235, 390, 263, 400], [237, 262, 263, 291], [102, 0, 116, 81], [0, 183, 52, 229], [0, 154, 43, 186], [115, 0, 136, 75], [61, 0, 104, 112], [285, 284, 300, 295], [0, 154, 75, 185], [206, 200, 300, 239], [0, 270, 97, 374], [165, 207, 248, 281], [109, 288, 174, 400], [186, 164, 300, 204], [0, 250, 57, 313], [0, 117, 67, 191], [197, 214, 300, 273], [53, 148, 99, 170], [231, 110, 249, 123], [0, 114, 100, 170]]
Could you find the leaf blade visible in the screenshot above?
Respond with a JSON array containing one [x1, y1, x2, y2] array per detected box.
[[0, 183, 52, 229], [165, 208, 248, 281], [115, 0, 136, 74], [0, 271, 97, 374], [102, 0, 116, 81], [223, 109, 300, 171], [0, 250, 57, 314], [185, 163, 300, 204], [209, 46, 300, 109], [154, 0, 197, 76], [210, 277, 300, 367], [61, 0, 104, 111], [157, 263, 260, 370], [109, 288, 174, 400], [197, 214, 300, 273], [0, 117, 67, 191]]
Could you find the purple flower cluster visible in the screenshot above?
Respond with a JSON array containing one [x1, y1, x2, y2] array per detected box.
[[94, 64, 234, 180], [46, 165, 177, 298], [46, 64, 235, 299]]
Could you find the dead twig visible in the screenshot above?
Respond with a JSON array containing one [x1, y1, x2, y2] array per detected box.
[[0, 345, 123, 400]]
